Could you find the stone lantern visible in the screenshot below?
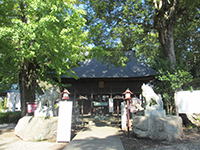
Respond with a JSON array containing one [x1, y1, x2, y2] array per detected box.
[[60, 89, 70, 101]]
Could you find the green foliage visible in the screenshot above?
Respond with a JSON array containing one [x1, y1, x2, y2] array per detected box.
[[84, 0, 200, 68], [154, 59, 193, 114], [0, 101, 3, 110], [197, 117, 200, 122], [83, 0, 200, 115], [84, 0, 151, 66], [0, 0, 92, 115], [0, 0, 90, 87], [54, 103, 59, 109], [0, 111, 21, 124], [158, 68, 193, 91], [3, 97, 7, 109], [0, 97, 8, 110]]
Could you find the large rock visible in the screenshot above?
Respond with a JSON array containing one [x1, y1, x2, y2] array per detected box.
[[15, 116, 58, 142], [132, 115, 184, 142]]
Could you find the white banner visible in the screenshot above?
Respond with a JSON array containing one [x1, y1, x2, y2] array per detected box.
[[121, 101, 127, 130], [109, 98, 113, 113], [176, 90, 200, 114], [57, 101, 73, 142]]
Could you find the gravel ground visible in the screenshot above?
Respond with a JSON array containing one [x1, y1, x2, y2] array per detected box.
[[119, 129, 200, 150]]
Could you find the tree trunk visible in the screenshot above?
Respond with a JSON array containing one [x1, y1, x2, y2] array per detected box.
[[17, 2, 37, 117], [157, 19, 176, 64], [19, 58, 36, 117], [153, 0, 178, 66]]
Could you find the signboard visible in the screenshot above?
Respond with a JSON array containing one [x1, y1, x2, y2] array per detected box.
[[121, 101, 127, 130], [176, 90, 200, 114], [27, 103, 37, 113], [93, 101, 108, 107], [109, 98, 113, 113], [57, 101, 73, 142]]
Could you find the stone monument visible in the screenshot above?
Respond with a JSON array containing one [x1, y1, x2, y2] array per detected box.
[[132, 83, 184, 142]]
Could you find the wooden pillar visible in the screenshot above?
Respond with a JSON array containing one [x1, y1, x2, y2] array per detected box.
[[73, 85, 76, 107], [81, 100, 84, 126], [91, 93, 93, 116], [117, 100, 119, 124], [127, 99, 130, 137]]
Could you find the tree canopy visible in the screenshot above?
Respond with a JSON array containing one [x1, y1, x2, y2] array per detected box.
[[83, 0, 200, 114], [84, 0, 200, 65], [0, 0, 90, 116]]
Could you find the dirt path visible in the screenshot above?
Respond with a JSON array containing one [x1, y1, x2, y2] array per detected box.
[[0, 124, 67, 150]]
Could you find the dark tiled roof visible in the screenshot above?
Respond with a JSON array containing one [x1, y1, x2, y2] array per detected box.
[[71, 52, 155, 78]]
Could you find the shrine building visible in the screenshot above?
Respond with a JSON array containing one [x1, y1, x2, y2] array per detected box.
[[60, 51, 155, 114]]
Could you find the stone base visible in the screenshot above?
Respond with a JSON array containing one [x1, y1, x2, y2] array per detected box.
[[136, 110, 144, 116], [145, 109, 166, 117], [132, 116, 184, 142], [34, 107, 54, 117]]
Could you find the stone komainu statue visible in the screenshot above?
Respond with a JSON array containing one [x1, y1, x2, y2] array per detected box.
[[36, 87, 60, 117], [141, 83, 163, 109], [37, 87, 60, 109]]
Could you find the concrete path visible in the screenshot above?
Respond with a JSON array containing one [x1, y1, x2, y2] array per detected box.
[[63, 125, 125, 150]]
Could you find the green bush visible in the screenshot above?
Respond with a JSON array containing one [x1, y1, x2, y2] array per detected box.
[[0, 101, 3, 110], [0, 111, 21, 124], [0, 97, 8, 110]]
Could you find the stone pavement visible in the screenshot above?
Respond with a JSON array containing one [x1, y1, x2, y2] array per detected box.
[[63, 125, 125, 150]]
